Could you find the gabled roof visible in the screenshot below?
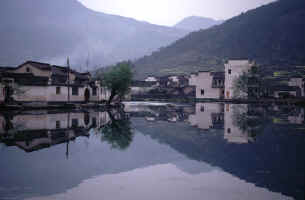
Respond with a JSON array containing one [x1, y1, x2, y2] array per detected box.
[[18, 61, 52, 71]]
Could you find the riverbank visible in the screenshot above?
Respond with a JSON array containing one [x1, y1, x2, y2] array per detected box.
[[0, 103, 108, 111], [1, 98, 305, 111], [130, 97, 305, 106]]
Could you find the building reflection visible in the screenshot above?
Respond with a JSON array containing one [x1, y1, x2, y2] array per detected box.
[[189, 103, 224, 130], [0, 110, 111, 152]]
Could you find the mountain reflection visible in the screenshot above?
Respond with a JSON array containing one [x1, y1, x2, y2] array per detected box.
[[0, 103, 304, 200]]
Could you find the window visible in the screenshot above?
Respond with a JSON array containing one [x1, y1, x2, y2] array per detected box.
[[26, 67, 31, 73], [201, 89, 205, 96], [92, 87, 97, 96], [72, 87, 79, 96], [56, 121, 61, 129], [228, 69, 232, 74], [101, 88, 103, 94], [200, 106, 205, 112], [72, 119, 78, 128], [56, 87, 61, 95], [227, 128, 231, 134]]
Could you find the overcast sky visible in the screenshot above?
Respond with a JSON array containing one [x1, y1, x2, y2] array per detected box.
[[77, 0, 276, 26]]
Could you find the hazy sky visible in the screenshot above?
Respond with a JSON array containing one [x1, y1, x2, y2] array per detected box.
[[77, 0, 276, 26]]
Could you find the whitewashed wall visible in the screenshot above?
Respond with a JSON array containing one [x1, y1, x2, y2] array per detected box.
[[224, 60, 253, 99], [189, 72, 222, 99]]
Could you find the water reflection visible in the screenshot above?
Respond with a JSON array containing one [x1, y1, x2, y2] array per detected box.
[[0, 103, 304, 200], [97, 109, 134, 150]]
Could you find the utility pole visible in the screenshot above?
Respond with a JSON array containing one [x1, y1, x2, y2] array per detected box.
[[86, 52, 90, 73], [67, 57, 70, 103]]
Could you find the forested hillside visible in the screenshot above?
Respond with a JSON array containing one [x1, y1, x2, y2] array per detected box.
[[133, 0, 305, 79]]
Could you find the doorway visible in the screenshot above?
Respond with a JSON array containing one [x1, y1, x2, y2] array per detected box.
[[84, 88, 90, 103]]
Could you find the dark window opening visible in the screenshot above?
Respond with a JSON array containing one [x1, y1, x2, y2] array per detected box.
[[56, 121, 61, 129], [228, 69, 232, 74], [227, 128, 231, 134], [72, 119, 79, 128], [56, 87, 61, 95], [72, 87, 79, 96], [201, 89, 205, 96], [26, 67, 31, 73], [200, 106, 205, 112]]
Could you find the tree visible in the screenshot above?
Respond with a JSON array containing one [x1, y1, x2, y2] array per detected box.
[[233, 66, 261, 99], [98, 61, 133, 105]]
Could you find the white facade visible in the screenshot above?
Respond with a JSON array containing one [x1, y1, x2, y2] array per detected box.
[[0, 61, 111, 103], [145, 76, 158, 82], [224, 60, 254, 99], [289, 78, 304, 97], [10, 85, 110, 103], [189, 72, 224, 99]]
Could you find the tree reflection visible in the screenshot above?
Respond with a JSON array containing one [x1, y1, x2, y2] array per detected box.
[[232, 105, 266, 139], [99, 109, 134, 150]]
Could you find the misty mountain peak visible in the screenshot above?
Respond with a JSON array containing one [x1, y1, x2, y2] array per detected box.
[[174, 16, 224, 31]]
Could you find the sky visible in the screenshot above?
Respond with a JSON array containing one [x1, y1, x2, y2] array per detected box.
[[77, 0, 277, 26]]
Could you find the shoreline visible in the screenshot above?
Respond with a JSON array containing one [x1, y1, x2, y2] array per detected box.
[[1, 98, 304, 111]]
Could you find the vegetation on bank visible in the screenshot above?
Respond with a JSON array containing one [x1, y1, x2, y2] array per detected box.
[[133, 0, 305, 79], [96, 61, 133, 105]]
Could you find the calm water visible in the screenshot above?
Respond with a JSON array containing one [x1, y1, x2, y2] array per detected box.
[[0, 102, 304, 200]]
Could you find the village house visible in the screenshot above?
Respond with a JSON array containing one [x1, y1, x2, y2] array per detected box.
[[288, 76, 305, 97], [0, 61, 110, 104], [224, 60, 255, 99], [189, 71, 225, 99]]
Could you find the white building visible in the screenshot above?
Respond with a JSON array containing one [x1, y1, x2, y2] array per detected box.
[[189, 71, 225, 99], [288, 77, 305, 97], [224, 60, 255, 99], [145, 76, 158, 82], [0, 61, 110, 104]]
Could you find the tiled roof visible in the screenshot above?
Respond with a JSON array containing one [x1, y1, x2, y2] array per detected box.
[[0, 72, 49, 86], [19, 61, 52, 71]]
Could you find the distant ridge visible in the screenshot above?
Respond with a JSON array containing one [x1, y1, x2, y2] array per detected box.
[[133, 0, 305, 79], [0, 0, 188, 70], [174, 16, 224, 31]]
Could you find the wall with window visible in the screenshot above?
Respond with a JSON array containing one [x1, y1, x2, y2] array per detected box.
[[224, 60, 254, 99], [289, 78, 304, 97], [189, 72, 223, 99]]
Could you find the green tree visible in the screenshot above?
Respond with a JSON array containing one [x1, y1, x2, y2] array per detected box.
[[233, 66, 261, 99], [98, 61, 133, 105]]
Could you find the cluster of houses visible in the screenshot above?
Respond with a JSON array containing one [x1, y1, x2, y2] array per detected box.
[[0, 61, 110, 105], [1, 59, 304, 105], [133, 60, 305, 99]]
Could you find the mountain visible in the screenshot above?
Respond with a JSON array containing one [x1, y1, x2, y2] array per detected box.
[[174, 16, 224, 31], [133, 0, 305, 80], [0, 0, 188, 70]]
